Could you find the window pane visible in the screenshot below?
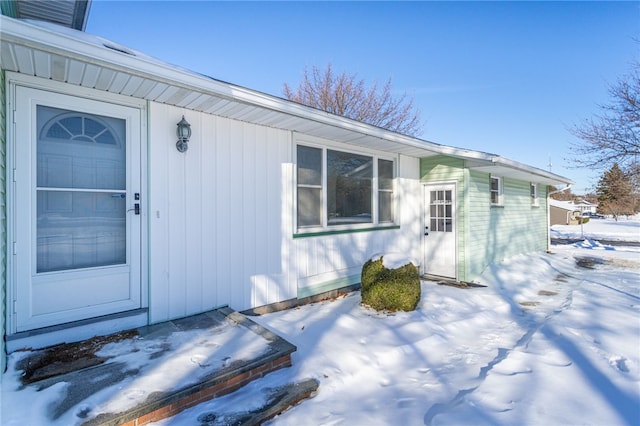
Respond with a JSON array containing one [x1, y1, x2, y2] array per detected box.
[[37, 191, 126, 272], [491, 177, 502, 204], [36, 106, 128, 273], [327, 150, 372, 225], [297, 187, 322, 227], [37, 105, 126, 190], [491, 178, 499, 191], [297, 145, 322, 186], [379, 191, 393, 223], [378, 159, 394, 190], [378, 159, 394, 223]]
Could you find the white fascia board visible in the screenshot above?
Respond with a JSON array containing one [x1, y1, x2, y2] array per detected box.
[[492, 156, 573, 185], [469, 156, 574, 186]]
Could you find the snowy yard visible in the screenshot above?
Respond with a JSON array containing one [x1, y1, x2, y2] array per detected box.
[[156, 217, 640, 426], [1, 219, 638, 425]]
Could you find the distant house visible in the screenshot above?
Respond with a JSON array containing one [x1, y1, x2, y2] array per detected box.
[[549, 200, 581, 225], [0, 6, 573, 371], [574, 199, 598, 215]]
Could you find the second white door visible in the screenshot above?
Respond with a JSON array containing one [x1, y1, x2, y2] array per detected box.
[[423, 183, 457, 278]]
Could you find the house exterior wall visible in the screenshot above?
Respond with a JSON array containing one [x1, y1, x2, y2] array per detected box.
[[148, 103, 423, 323], [550, 206, 579, 225], [420, 155, 467, 280], [467, 171, 549, 280], [148, 103, 296, 323], [421, 156, 550, 282]]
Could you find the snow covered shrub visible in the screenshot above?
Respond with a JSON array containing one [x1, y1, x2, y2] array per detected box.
[[360, 255, 420, 312]]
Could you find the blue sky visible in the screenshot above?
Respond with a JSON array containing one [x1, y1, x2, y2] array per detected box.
[[87, 1, 639, 194]]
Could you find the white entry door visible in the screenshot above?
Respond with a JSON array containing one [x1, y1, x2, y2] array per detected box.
[[13, 86, 143, 332], [423, 183, 457, 278]]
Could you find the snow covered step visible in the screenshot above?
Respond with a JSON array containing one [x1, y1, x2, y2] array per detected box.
[[3, 308, 298, 426]]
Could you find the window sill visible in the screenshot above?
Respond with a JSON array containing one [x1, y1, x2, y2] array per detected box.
[[490, 204, 504, 208], [294, 225, 400, 239]]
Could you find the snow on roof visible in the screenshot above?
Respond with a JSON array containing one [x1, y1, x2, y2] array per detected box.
[[549, 199, 580, 211]]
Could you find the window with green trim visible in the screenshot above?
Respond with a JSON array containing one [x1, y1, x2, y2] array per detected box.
[[296, 144, 396, 231]]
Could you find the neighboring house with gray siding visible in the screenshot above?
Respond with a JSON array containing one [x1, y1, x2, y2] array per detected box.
[[550, 199, 581, 226], [0, 7, 572, 371]]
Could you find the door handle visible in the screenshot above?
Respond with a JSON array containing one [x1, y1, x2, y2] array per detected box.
[[127, 193, 141, 215], [134, 192, 140, 215]]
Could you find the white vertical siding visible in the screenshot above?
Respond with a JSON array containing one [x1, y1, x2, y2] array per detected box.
[[148, 104, 422, 321], [148, 103, 294, 323]]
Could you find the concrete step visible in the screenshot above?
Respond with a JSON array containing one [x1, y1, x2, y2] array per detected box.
[[4, 307, 305, 425]]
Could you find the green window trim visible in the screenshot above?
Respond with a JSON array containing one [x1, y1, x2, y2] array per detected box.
[[293, 225, 400, 239]]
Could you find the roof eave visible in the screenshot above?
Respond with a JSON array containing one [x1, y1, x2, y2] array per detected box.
[[0, 16, 574, 186]]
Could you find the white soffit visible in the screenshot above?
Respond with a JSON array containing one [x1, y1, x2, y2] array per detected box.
[[13, 0, 91, 31]]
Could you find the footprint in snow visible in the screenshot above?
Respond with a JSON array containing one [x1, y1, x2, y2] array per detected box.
[[610, 356, 630, 373], [190, 354, 212, 368], [197, 339, 220, 348], [124, 388, 146, 400], [379, 377, 392, 387]]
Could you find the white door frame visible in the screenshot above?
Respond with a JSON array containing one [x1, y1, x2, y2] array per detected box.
[[422, 181, 458, 279], [6, 73, 148, 334]]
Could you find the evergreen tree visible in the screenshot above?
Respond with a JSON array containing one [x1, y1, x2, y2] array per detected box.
[[595, 163, 636, 220]]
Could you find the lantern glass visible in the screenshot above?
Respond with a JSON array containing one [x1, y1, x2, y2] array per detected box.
[[176, 116, 191, 139]]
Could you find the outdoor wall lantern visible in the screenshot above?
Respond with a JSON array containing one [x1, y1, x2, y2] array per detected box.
[[176, 115, 191, 152]]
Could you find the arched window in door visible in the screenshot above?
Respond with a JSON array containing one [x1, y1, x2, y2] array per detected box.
[[41, 112, 120, 146]]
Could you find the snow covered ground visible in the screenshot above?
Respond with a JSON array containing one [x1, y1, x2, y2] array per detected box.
[[156, 217, 640, 426], [551, 214, 640, 242], [1, 218, 638, 425]]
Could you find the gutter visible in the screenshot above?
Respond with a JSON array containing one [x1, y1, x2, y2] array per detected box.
[[549, 183, 573, 195], [547, 183, 573, 251], [491, 156, 574, 186]]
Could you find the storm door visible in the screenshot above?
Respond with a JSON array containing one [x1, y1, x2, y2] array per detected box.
[[423, 183, 457, 278], [13, 86, 142, 332]]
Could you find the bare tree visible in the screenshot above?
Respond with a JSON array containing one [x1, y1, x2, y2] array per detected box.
[[283, 63, 423, 137], [570, 63, 640, 179]]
